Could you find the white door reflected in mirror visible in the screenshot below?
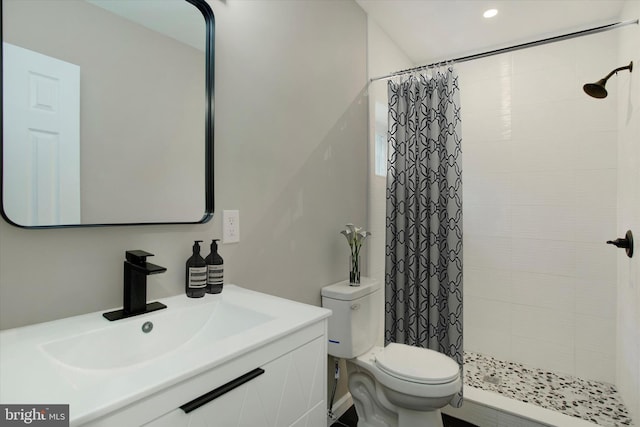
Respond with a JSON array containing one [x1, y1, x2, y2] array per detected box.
[[3, 42, 80, 226]]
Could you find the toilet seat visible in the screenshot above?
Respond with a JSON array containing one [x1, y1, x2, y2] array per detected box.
[[375, 343, 459, 385]]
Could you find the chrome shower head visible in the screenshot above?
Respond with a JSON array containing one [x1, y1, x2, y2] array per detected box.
[[583, 61, 633, 98]]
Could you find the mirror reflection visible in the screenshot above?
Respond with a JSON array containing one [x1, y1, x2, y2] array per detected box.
[[1, 0, 213, 227]]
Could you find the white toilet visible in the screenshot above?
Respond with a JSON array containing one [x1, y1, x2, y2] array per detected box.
[[321, 278, 461, 427]]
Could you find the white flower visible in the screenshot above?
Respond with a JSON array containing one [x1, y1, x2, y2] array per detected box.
[[340, 224, 370, 249]]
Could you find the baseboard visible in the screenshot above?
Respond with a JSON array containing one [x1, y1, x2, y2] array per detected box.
[[327, 392, 353, 427]]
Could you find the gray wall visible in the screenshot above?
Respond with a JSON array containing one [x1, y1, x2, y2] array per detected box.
[[0, 0, 368, 329]]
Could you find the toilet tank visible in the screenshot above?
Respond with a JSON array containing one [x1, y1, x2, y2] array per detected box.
[[321, 278, 382, 359]]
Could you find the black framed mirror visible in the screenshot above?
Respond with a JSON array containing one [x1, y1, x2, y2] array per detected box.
[[0, 0, 214, 228]]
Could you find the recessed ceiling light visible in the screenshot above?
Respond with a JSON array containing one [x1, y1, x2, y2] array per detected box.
[[483, 8, 498, 18]]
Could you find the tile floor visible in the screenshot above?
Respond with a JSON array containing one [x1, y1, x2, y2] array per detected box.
[[464, 351, 633, 427], [330, 406, 476, 427]]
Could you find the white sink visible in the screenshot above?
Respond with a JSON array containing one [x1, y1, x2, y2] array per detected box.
[[0, 285, 331, 426], [41, 300, 272, 370]]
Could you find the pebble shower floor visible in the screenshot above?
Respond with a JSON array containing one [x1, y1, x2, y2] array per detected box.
[[464, 352, 633, 426]]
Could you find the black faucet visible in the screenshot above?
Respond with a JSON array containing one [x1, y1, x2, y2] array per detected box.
[[103, 250, 168, 321]]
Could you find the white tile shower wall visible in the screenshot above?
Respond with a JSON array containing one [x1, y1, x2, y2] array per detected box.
[[460, 30, 619, 384]]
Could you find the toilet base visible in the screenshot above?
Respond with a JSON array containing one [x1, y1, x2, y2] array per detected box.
[[348, 366, 397, 427], [347, 359, 451, 427], [398, 407, 444, 427]]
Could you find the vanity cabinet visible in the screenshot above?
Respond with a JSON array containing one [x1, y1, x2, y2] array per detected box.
[[143, 336, 325, 427], [82, 320, 327, 427]]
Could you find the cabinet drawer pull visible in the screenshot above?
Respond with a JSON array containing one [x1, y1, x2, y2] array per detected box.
[[180, 368, 265, 413]]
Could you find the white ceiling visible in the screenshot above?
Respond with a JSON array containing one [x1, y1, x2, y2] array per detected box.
[[87, 0, 205, 51], [356, 0, 627, 65]]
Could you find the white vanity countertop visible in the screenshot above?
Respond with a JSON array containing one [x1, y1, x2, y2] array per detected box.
[[0, 285, 331, 425]]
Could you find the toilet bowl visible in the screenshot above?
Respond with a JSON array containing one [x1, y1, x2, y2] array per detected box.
[[321, 278, 461, 427], [348, 344, 461, 426]]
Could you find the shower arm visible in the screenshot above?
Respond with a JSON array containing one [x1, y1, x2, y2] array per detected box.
[[601, 62, 633, 82]]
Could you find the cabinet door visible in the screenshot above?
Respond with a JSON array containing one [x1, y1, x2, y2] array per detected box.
[[290, 401, 325, 427], [143, 337, 325, 427]]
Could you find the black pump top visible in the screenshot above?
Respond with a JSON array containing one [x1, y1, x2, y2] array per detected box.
[[193, 240, 203, 253], [210, 239, 219, 251]]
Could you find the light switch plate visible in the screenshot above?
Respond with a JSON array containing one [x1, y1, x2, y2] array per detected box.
[[222, 210, 240, 243]]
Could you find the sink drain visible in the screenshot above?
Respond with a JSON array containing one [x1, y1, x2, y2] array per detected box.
[[142, 321, 153, 333]]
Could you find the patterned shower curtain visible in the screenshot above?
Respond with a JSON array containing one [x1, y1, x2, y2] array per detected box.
[[385, 67, 463, 407]]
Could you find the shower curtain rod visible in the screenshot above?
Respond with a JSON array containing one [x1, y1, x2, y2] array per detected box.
[[370, 18, 639, 82]]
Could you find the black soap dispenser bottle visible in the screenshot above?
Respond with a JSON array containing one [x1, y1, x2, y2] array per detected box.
[[186, 240, 207, 298], [205, 239, 224, 294]]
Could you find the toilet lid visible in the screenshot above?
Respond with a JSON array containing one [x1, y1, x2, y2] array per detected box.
[[375, 343, 459, 384]]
